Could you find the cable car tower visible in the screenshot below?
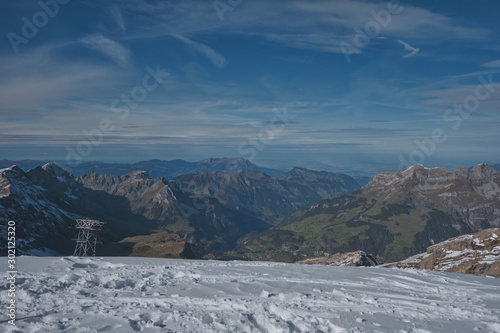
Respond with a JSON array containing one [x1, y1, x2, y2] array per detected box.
[[72, 219, 105, 257]]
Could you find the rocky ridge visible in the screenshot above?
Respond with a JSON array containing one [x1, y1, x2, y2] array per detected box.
[[363, 164, 500, 231], [77, 170, 185, 222], [174, 168, 360, 224], [384, 228, 500, 277], [0, 165, 76, 254]]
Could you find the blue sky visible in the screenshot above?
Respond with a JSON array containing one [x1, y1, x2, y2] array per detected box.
[[0, 0, 499, 175]]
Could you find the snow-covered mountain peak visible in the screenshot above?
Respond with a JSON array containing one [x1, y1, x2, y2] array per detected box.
[[0, 164, 25, 175], [0, 166, 24, 197], [0, 164, 77, 254], [26, 164, 77, 190], [0, 165, 34, 190], [42, 162, 72, 177], [405, 163, 426, 170]]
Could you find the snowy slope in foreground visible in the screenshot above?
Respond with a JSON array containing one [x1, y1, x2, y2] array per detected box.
[[1, 257, 500, 333]]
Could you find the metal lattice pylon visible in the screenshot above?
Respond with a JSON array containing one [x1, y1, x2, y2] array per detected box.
[[72, 219, 105, 257]]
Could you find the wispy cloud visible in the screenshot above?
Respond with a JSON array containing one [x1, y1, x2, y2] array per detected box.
[[417, 84, 500, 111], [80, 34, 131, 67], [482, 59, 500, 68], [101, 0, 491, 63], [108, 4, 126, 31], [397, 40, 420, 59], [118, 0, 487, 57], [0, 43, 125, 114], [0, 0, 497, 167], [301, 126, 420, 138], [172, 34, 226, 68], [247, 32, 346, 54]]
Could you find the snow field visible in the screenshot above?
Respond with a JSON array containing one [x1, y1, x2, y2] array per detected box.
[[1, 256, 500, 332]]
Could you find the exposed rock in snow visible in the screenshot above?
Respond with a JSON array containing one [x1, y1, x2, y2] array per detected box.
[[298, 250, 378, 267], [384, 228, 500, 277]]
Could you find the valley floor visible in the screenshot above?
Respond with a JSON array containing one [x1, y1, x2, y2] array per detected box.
[[1, 257, 500, 332]]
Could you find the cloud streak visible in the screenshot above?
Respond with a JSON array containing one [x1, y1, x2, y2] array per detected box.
[[109, 4, 126, 31], [119, 0, 488, 57], [482, 59, 500, 68], [80, 34, 131, 67], [172, 34, 226, 68], [0, 0, 497, 169], [398, 40, 420, 59]]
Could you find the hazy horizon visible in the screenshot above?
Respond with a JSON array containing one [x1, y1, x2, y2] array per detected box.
[[1, 155, 498, 179]]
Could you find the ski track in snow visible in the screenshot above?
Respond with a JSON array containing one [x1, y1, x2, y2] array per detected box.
[[1, 257, 500, 332]]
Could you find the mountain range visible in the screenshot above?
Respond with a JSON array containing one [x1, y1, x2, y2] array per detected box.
[[0, 157, 284, 179], [0, 162, 360, 259], [173, 167, 360, 225], [240, 164, 500, 262], [0, 164, 167, 256], [2, 161, 499, 269]]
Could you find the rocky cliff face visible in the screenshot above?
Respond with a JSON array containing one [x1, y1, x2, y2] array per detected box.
[[77, 170, 185, 222], [76, 169, 271, 257], [240, 164, 500, 263], [298, 250, 378, 267], [0, 163, 167, 256], [363, 164, 500, 231], [0, 165, 76, 255], [175, 168, 360, 225], [384, 228, 500, 277]]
